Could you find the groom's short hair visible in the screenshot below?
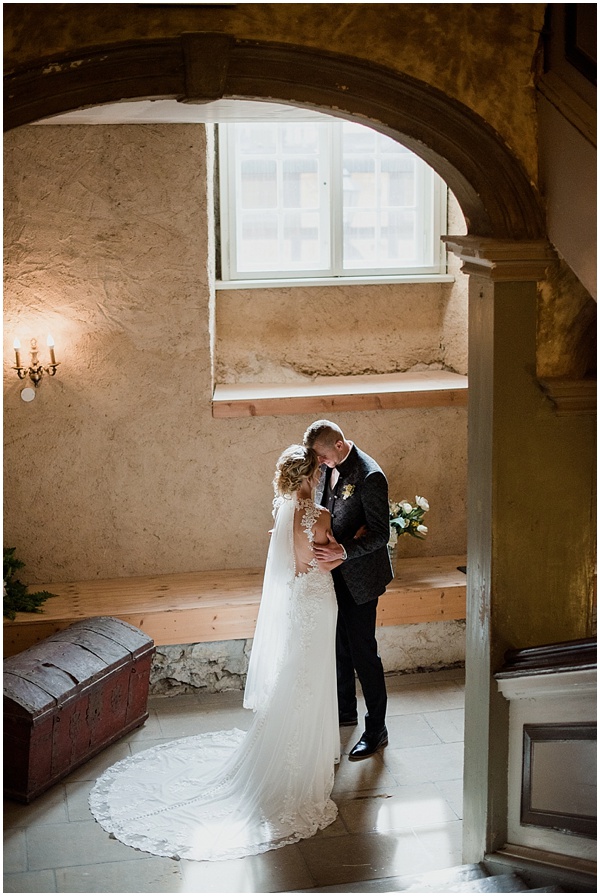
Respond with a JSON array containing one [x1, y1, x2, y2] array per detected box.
[[303, 420, 344, 449]]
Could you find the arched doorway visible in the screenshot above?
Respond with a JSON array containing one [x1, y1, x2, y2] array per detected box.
[[5, 29, 562, 868]]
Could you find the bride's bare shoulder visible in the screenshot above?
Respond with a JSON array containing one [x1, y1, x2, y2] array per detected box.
[[314, 504, 331, 526], [315, 502, 330, 515]]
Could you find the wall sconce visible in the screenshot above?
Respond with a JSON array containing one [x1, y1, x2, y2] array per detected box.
[[13, 335, 60, 386]]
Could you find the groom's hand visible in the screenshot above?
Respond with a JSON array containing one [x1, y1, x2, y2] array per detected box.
[[313, 530, 346, 562]]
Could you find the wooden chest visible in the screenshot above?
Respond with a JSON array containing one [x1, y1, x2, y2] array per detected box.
[[3, 616, 155, 803]]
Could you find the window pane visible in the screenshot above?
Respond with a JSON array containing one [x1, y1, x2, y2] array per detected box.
[[343, 207, 420, 268], [281, 124, 320, 154], [236, 209, 328, 272], [381, 155, 415, 206], [282, 159, 319, 209], [240, 160, 277, 208], [386, 209, 418, 262], [342, 121, 377, 154], [221, 117, 443, 279], [231, 122, 330, 274], [341, 124, 431, 270], [282, 211, 322, 264], [238, 124, 277, 154], [238, 212, 279, 271]]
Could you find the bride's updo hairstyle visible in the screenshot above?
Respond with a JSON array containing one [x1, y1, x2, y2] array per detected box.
[[274, 444, 320, 497]]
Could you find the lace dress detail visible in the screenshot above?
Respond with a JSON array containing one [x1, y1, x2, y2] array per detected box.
[[89, 496, 339, 862], [295, 496, 321, 575]]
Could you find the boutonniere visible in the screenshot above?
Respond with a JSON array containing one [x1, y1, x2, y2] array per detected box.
[[341, 484, 355, 500]]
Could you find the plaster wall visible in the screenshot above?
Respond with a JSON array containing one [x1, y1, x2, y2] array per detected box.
[[537, 258, 596, 379], [5, 3, 546, 184], [4, 123, 468, 585], [216, 281, 462, 384]]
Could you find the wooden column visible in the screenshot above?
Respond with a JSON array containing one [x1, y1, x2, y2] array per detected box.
[[444, 237, 596, 862]]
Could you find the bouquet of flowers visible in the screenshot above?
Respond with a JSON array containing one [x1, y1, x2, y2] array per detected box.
[[389, 496, 429, 547]]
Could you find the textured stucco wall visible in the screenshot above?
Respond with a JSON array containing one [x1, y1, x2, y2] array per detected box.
[[441, 194, 469, 375], [5, 3, 546, 184], [216, 282, 464, 383], [4, 123, 467, 586], [537, 259, 596, 378]]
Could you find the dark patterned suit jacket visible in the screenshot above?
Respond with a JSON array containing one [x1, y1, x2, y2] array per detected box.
[[316, 444, 393, 605]]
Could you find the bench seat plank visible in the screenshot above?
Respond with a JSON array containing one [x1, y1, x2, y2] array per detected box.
[[3, 556, 466, 657]]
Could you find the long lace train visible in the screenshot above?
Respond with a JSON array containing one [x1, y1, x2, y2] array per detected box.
[[89, 563, 339, 862]]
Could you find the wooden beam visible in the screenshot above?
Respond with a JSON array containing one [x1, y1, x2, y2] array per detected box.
[[3, 556, 466, 657]]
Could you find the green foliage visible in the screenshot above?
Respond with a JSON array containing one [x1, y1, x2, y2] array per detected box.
[[3, 547, 55, 620]]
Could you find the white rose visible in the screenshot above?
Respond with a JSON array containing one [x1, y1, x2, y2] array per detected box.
[[389, 502, 401, 516], [401, 502, 412, 514], [416, 496, 429, 511], [417, 524, 428, 534]]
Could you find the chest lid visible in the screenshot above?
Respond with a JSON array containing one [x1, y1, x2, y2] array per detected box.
[[4, 616, 154, 720]]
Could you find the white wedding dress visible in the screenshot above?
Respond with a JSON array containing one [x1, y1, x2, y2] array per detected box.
[[89, 495, 340, 861]]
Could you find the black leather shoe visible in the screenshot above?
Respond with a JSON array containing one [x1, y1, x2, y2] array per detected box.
[[339, 714, 358, 727], [348, 727, 388, 760]]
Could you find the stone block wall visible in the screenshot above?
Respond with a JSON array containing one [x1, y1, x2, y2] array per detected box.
[[149, 622, 466, 695]]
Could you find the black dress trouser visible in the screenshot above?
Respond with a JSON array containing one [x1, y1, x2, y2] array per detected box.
[[332, 568, 387, 733]]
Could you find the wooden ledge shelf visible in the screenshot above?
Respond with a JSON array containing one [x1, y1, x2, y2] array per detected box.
[[3, 555, 466, 658], [212, 372, 468, 418]]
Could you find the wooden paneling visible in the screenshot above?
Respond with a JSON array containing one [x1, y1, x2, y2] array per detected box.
[[379, 555, 467, 625], [3, 556, 466, 657]]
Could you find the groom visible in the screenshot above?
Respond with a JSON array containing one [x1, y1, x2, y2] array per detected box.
[[303, 420, 392, 760]]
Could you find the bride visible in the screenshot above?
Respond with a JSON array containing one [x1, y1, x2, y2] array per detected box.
[[89, 445, 342, 861]]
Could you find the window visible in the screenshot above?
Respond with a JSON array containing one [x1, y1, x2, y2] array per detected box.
[[218, 118, 447, 284]]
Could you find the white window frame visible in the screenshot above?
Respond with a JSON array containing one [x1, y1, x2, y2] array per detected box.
[[217, 118, 449, 288]]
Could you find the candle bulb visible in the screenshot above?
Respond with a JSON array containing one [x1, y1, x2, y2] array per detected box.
[[47, 333, 56, 365], [13, 337, 21, 368]]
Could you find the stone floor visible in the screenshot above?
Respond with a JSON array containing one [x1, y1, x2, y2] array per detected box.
[[4, 668, 465, 893]]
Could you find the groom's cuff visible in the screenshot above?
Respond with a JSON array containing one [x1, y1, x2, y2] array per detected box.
[[340, 545, 348, 561]]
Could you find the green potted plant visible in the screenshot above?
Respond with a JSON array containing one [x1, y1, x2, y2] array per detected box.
[[3, 547, 55, 620]]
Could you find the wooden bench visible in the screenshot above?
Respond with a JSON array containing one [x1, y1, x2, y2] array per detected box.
[[3, 555, 467, 658]]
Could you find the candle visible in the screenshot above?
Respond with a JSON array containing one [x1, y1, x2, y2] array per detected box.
[[47, 333, 56, 365], [13, 337, 21, 368]]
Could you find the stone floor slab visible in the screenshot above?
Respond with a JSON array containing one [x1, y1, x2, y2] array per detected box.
[[26, 820, 147, 871], [180, 842, 315, 893], [424, 707, 465, 743], [339, 781, 459, 834], [297, 829, 431, 888], [3, 869, 57, 892], [4, 785, 68, 830], [384, 741, 465, 784], [55, 856, 183, 892]]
